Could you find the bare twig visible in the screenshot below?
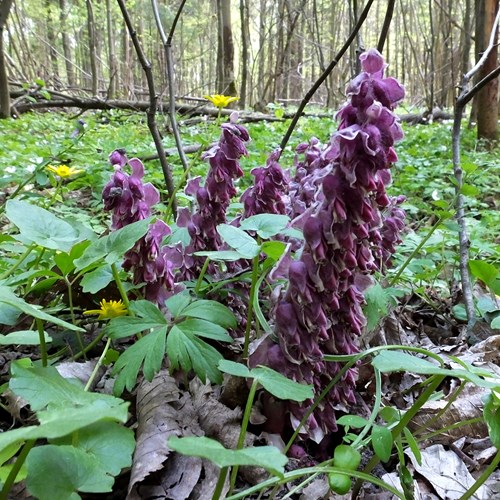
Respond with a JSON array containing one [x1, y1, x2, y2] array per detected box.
[[151, 0, 189, 173], [377, 0, 396, 52], [452, 6, 500, 332], [278, 0, 375, 154], [116, 0, 177, 215]]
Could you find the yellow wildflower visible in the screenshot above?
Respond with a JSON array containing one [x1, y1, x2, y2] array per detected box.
[[47, 164, 83, 178], [203, 94, 239, 109], [84, 299, 128, 320]]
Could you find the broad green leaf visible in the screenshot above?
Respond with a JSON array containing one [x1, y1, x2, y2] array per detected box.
[[371, 425, 393, 462], [26, 445, 114, 498], [469, 260, 499, 287], [239, 214, 290, 239], [379, 406, 401, 424], [53, 241, 90, 276], [261, 240, 287, 260], [0, 301, 21, 326], [219, 359, 252, 378], [164, 291, 192, 317], [0, 286, 84, 332], [372, 350, 500, 389], [491, 316, 500, 329], [80, 264, 113, 294], [252, 366, 313, 402], [9, 363, 125, 412], [460, 183, 479, 196], [0, 462, 27, 485], [74, 218, 151, 270], [217, 224, 260, 258], [168, 436, 287, 476], [484, 392, 500, 448], [181, 300, 236, 329], [6, 200, 81, 252], [0, 330, 52, 345], [130, 299, 169, 324], [177, 318, 232, 342], [336, 415, 369, 429], [194, 250, 246, 261], [218, 361, 313, 402], [51, 421, 135, 476], [167, 325, 223, 384], [112, 327, 167, 395]]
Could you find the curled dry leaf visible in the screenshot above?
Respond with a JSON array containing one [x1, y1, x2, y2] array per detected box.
[[128, 370, 203, 499], [406, 444, 492, 499]]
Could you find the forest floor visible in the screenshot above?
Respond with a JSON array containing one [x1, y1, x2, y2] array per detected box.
[[1, 111, 500, 499]]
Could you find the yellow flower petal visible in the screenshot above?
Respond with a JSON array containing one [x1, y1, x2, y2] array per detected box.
[[46, 164, 83, 178], [84, 299, 127, 320], [203, 94, 239, 109]]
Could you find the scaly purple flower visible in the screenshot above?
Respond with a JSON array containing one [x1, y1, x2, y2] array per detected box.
[[252, 49, 406, 441]]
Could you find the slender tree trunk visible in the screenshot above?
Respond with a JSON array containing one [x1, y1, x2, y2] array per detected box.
[[59, 0, 75, 86], [216, 0, 237, 96], [0, 0, 14, 118], [45, 0, 59, 81], [476, 0, 499, 145], [239, 0, 250, 107], [86, 0, 98, 95], [106, 0, 117, 98]]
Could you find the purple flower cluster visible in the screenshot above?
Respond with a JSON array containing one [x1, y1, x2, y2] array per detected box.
[[176, 112, 250, 277], [103, 151, 174, 304], [240, 149, 289, 217], [252, 49, 406, 441]]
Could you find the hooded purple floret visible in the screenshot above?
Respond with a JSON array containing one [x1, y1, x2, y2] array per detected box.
[[102, 152, 175, 304], [252, 49, 406, 441]]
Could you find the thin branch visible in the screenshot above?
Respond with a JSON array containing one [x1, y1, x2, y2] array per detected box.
[[278, 0, 375, 154], [151, 0, 189, 173], [377, 0, 396, 52], [116, 0, 177, 215], [452, 6, 500, 332]]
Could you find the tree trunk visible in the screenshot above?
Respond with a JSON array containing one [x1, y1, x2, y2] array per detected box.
[[45, 0, 59, 81], [216, 0, 237, 96], [106, 0, 117, 98], [476, 0, 499, 145], [239, 0, 250, 107], [0, 0, 14, 118], [59, 0, 75, 86], [86, 0, 98, 95]]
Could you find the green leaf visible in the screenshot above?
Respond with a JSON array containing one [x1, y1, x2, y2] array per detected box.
[[74, 218, 151, 270], [371, 424, 393, 462], [164, 291, 192, 317], [181, 300, 236, 329], [371, 350, 500, 389], [491, 316, 500, 330], [194, 250, 246, 261], [460, 183, 479, 196], [9, 363, 125, 412], [130, 299, 169, 324], [0, 330, 52, 345], [112, 327, 167, 395], [364, 283, 389, 331], [469, 260, 500, 295], [261, 240, 287, 260], [26, 445, 114, 498], [168, 436, 287, 476], [0, 286, 84, 332], [218, 359, 252, 378], [80, 264, 113, 294], [167, 325, 223, 384], [51, 421, 135, 476], [218, 361, 313, 402], [177, 318, 232, 342], [6, 200, 81, 252], [239, 214, 290, 239], [403, 427, 421, 465], [217, 224, 260, 258], [336, 415, 369, 429], [484, 392, 500, 448]]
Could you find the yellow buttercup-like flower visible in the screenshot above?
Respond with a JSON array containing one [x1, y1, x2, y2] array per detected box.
[[203, 94, 239, 109], [84, 299, 128, 320], [47, 164, 83, 178]]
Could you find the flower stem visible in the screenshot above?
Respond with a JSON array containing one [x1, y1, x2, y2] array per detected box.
[[111, 263, 130, 310], [35, 318, 48, 367], [195, 257, 210, 296], [84, 338, 111, 392], [243, 254, 260, 358], [212, 466, 229, 500], [0, 439, 36, 500], [459, 448, 500, 500], [229, 378, 259, 492], [0, 244, 35, 280]]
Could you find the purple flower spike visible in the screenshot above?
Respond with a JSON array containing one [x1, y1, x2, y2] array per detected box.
[[109, 149, 127, 167], [256, 49, 406, 442]]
